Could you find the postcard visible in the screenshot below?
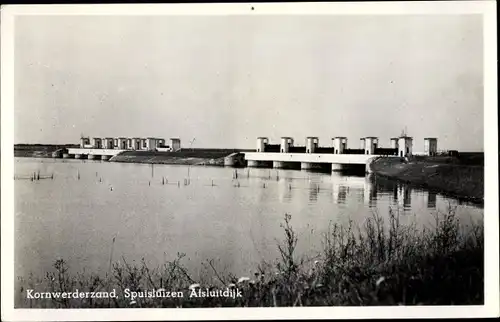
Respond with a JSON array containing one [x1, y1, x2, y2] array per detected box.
[[1, 1, 498, 321]]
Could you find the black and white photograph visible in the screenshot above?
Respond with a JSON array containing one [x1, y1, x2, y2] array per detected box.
[[1, 1, 498, 321]]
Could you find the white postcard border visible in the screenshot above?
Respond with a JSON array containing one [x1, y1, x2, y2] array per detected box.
[[1, 1, 498, 321]]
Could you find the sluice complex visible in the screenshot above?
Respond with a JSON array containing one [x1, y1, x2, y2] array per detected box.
[[54, 137, 182, 160], [51, 133, 438, 173], [243, 135, 438, 173]]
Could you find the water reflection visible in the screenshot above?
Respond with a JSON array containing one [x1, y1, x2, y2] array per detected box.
[[366, 176, 443, 211], [397, 185, 413, 210], [278, 177, 294, 203], [331, 176, 374, 206], [364, 177, 377, 208], [337, 185, 349, 204], [328, 174, 436, 211], [308, 180, 320, 203], [367, 175, 398, 197], [258, 180, 271, 203], [363, 175, 411, 210], [331, 174, 363, 205], [427, 191, 437, 209]]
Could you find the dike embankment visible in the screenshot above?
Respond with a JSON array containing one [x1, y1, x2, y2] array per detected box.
[[370, 154, 484, 204], [109, 149, 248, 166], [15, 145, 249, 167], [14, 144, 79, 158]]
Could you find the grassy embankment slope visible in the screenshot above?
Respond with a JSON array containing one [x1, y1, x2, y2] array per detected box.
[[14, 144, 79, 158], [370, 153, 484, 203], [110, 149, 251, 166]]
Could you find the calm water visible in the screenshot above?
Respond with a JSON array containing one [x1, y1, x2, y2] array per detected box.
[[14, 157, 483, 279]]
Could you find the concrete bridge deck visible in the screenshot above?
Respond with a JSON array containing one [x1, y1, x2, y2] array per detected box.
[[243, 152, 399, 172], [244, 152, 391, 164]]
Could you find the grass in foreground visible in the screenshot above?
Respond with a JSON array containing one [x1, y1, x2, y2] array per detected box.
[[16, 206, 483, 308]]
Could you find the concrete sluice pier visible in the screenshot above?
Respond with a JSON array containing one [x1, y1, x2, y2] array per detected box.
[[301, 162, 331, 171], [58, 148, 124, 162], [74, 154, 87, 159], [251, 159, 364, 173], [247, 160, 273, 168], [272, 161, 302, 170], [59, 153, 107, 160]]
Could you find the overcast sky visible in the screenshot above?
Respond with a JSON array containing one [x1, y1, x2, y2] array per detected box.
[[14, 14, 483, 151]]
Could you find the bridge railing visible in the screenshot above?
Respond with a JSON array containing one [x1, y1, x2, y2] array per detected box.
[[263, 144, 281, 153], [258, 146, 399, 156], [314, 147, 335, 154], [289, 146, 306, 153], [374, 148, 398, 156]]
